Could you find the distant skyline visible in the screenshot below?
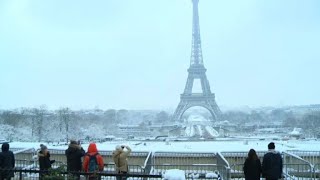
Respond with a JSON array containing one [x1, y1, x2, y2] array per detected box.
[[0, 0, 319, 110]]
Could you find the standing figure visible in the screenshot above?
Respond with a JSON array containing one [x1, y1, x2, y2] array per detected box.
[[112, 145, 131, 180], [243, 149, 261, 180], [82, 143, 104, 180], [0, 143, 15, 180], [38, 144, 54, 179], [262, 142, 283, 180], [65, 140, 85, 180]]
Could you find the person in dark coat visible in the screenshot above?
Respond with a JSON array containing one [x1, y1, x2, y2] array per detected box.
[[262, 142, 283, 180], [0, 143, 15, 180], [38, 144, 54, 179], [65, 140, 85, 180], [243, 149, 261, 180]]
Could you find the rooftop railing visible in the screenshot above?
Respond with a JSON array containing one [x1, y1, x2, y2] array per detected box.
[[11, 148, 320, 180]]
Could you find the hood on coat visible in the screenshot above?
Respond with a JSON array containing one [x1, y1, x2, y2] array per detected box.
[[38, 151, 46, 157], [87, 143, 98, 153], [70, 140, 78, 145], [113, 149, 121, 156], [268, 149, 280, 154], [1, 143, 9, 152], [67, 144, 80, 152]]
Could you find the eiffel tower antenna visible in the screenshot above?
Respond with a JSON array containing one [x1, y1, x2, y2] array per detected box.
[[190, 0, 203, 66], [172, 0, 221, 121]]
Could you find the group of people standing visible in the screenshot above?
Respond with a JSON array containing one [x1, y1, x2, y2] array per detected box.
[[38, 141, 131, 180], [0, 141, 132, 180], [63, 140, 131, 180], [64, 141, 104, 180], [243, 142, 283, 180], [43, 140, 281, 180], [1, 140, 283, 180]]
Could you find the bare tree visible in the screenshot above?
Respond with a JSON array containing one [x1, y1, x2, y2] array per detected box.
[[301, 111, 320, 137], [32, 105, 48, 142], [1, 110, 23, 127], [58, 107, 73, 141], [156, 111, 169, 123]]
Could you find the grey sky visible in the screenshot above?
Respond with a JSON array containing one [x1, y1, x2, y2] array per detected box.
[[0, 0, 319, 110]]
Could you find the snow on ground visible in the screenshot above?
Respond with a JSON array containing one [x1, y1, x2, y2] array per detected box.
[[163, 169, 186, 180], [187, 115, 210, 122], [205, 172, 218, 178], [205, 126, 219, 137], [185, 126, 195, 137], [8, 139, 320, 153], [196, 125, 203, 137], [289, 128, 302, 136]]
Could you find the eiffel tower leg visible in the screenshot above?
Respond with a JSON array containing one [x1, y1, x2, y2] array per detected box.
[[184, 75, 194, 94], [172, 101, 189, 121], [200, 76, 211, 94], [206, 100, 222, 120]]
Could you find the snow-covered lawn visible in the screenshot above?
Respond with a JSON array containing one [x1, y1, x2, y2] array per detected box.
[[196, 125, 203, 137], [9, 139, 320, 152], [205, 126, 219, 137]]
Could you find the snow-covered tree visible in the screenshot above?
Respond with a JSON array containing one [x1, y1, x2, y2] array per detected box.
[[0, 124, 15, 141]]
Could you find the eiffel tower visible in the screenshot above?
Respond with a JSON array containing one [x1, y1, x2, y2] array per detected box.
[[172, 0, 221, 121]]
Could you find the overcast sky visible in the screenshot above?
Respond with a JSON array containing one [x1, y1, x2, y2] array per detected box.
[[0, 0, 319, 110]]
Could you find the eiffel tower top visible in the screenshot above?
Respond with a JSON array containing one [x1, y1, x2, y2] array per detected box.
[[190, 0, 204, 67]]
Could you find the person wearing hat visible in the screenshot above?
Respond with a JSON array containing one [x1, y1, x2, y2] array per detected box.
[[262, 142, 283, 180], [65, 140, 85, 180], [0, 143, 15, 180], [38, 144, 54, 179], [112, 145, 131, 180]]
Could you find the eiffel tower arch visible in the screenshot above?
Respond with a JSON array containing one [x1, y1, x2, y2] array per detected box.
[[172, 0, 221, 121]]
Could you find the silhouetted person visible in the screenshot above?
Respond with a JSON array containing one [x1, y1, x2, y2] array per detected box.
[[65, 140, 85, 180], [262, 142, 283, 180], [38, 144, 54, 179], [0, 143, 15, 180], [243, 149, 261, 180]]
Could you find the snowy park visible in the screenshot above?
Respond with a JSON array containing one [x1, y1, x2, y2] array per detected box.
[[8, 138, 320, 152]]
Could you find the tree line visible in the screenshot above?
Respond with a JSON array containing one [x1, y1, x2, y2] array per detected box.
[[0, 106, 319, 141], [0, 106, 170, 142]]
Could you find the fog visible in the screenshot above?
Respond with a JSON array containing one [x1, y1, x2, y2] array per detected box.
[[0, 0, 319, 110]]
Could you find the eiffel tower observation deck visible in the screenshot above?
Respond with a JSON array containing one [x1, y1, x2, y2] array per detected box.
[[172, 0, 222, 121]]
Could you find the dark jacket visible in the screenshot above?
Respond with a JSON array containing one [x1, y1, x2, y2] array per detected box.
[[38, 151, 52, 170], [262, 150, 283, 180], [65, 144, 85, 171], [243, 158, 261, 180], [0, 143, 15, 178]]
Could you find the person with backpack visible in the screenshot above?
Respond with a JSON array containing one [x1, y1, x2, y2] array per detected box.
[[243, 149, 261, 180], [65, 140, 85, 180], [82, 143, 104, 180], [262, 142, 283, 180], [112, 145, 131, 180], [0, 143, 15, 180]]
